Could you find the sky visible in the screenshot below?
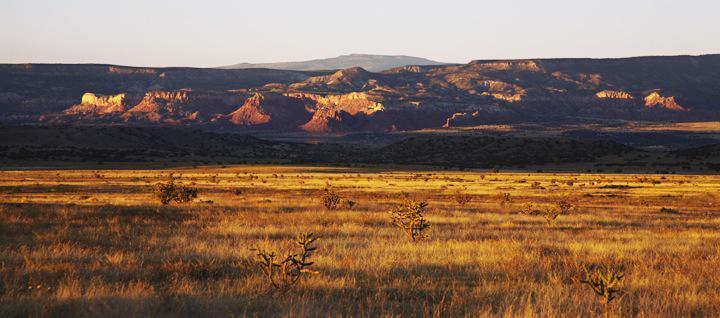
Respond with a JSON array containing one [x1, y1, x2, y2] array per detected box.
[[1, 0, 719, 67]]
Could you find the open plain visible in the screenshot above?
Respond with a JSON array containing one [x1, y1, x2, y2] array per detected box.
[[1, 165, 719, 317]]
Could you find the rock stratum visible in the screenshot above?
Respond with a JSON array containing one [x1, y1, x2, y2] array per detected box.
[[1, 54, 719, 133]]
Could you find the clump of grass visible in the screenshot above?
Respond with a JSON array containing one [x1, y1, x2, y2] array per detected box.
[[580, 265, 624, 317], [599, 185, 640, 189], [153, 176, 198, 205], [389, 198, 430, 241], [342, 199, 356, 209], [251, 232, 319, 292], [659, 207, 680, 214]]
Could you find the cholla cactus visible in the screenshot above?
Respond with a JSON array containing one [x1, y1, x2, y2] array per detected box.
[[580, 265, 624, 317], [252, 233, 319, 292], [389, 199, 430, 241]]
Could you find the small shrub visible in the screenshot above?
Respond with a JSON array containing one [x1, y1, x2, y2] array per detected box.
[[389, 198, 430, 241], [519, 198, 577, 224], [251, 232, 319, 292], [580, 265, 624, 317], [321, 188, 341, 210], [453, 190, 472, 206], [499, 192, 512, 207], [543, 207, 561, 224], [153, 177, 198, 205]]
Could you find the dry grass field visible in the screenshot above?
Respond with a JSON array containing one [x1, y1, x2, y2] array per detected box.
[[1, 165, 719, 317]]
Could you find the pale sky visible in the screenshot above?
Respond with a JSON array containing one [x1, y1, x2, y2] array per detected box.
[[1, 0, 718, 67]]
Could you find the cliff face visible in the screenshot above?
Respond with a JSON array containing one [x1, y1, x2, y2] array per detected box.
[[122, 90, 243, 123], [226, 93, 311, 129]]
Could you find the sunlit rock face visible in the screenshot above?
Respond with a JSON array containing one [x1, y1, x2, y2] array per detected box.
[[64, 93, 137, 115], [467, 60, 543, 72], [596, 90, 634, 100], [288, 92, 385, 115], [644, 91, 686, 111]]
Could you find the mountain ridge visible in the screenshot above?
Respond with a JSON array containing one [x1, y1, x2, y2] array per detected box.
[[220, 54, 447, 72]]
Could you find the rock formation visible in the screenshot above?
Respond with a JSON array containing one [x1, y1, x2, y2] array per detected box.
[[288, 92, 384, 115], [595, 90, 634, 100], [226, 93, 311, 129], [64, 93, 136, 115], [300, 107, 355, 133], [643, 91, 686, 111], [122, 90, 242, 123]]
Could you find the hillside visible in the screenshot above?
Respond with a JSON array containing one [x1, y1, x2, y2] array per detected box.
[[4, 124, 719, 171], [220, 54, 446, 72]]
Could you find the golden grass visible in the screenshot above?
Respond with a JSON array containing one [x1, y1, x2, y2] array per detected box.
[[1, 165, 719, 317]]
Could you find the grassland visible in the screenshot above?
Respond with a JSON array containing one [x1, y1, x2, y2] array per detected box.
[[1, 165, 719, 317]]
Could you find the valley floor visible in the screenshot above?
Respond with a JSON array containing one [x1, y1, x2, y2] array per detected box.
[[1, 165, 719, 317]]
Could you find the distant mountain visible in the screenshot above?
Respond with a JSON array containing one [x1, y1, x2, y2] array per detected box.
[[220, 54, 447, 72]]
